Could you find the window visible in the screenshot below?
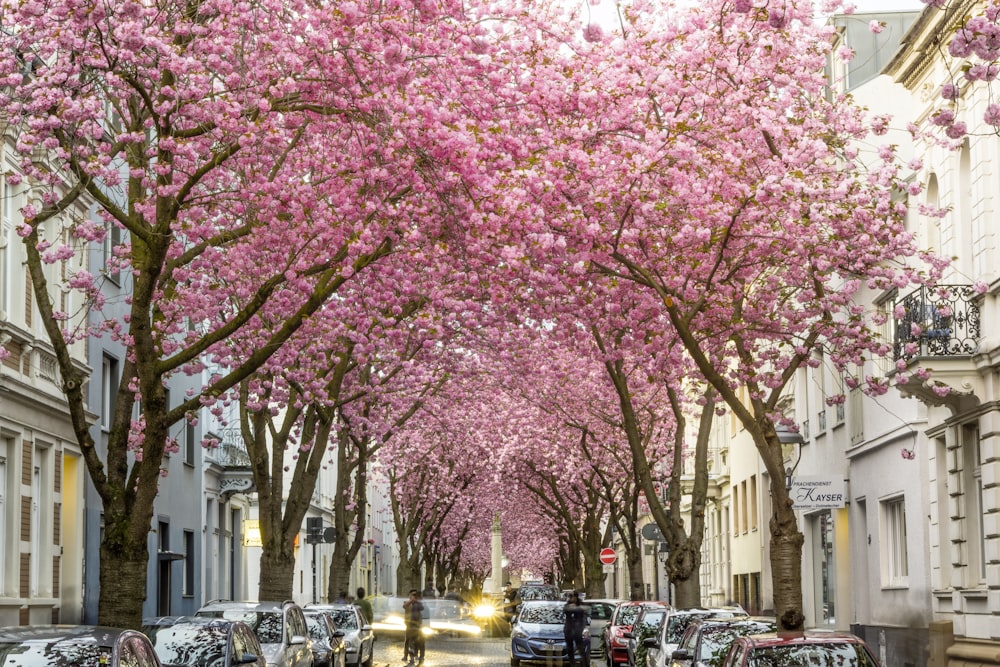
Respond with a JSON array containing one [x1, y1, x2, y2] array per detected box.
[[963, 424, 986, 584], [184, 421, 196, 466], [183, 530, 195, 596], [103, 221, 122, 284], [749, 476, 758, 531], [880, 495, 908, 586], [0, 436, 8, 596], [101, 355, 119, 430], [732, 489, 740, 535], [740, 481, 748, 534], [0, 218, 9, 319]]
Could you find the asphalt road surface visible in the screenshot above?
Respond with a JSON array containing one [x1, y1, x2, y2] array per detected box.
[[370, 635, 607, 667]]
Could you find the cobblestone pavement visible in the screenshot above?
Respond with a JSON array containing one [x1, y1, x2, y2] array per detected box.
[[370, 635, 608, 667]]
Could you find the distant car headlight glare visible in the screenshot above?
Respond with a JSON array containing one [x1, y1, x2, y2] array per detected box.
[[473, 604, 496, 619]]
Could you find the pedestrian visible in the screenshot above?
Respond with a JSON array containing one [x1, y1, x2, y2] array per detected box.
[[403, 588, 425, 665], [564, 590, 589, 667], [335, 590, 348, 604], [355, 587, 373, 624]]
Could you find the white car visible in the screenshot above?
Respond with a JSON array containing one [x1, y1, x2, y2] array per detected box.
[[196, 600, 314, 667], [305, 604, 375, 667], [644, 607, 747, 667]]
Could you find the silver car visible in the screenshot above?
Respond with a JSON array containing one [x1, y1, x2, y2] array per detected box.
[[305, 604, 375, 667], [585, 599, 623, 659], [196, 600, 314, 667], [645, 607, 747, 667]]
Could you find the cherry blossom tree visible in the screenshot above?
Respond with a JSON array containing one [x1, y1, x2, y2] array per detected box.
[[488, 0, 946, 629], [0, 0, 528, 627]]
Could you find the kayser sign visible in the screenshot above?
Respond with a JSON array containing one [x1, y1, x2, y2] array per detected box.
[[789, 475, 847, 510]]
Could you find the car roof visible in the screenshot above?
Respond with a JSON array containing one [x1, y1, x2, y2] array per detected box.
[[198, 600, 293, 612], [739, 631, 870, 648], [586, 599, 624, 604], [0, 625, 132, 645]]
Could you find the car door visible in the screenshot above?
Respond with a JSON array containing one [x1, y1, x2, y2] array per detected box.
[[286, 607, 313, 667]]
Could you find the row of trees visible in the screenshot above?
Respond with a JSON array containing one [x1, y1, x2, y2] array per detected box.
[[5, 0, 983, 631]]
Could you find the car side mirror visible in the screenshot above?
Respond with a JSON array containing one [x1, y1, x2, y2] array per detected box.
[[333, 630, 345, 637], [672, 649, 691, 661], [236, 655, 260, 665], [289, 634, 307, 646], [623, 632, 635, 639], [643, 638, 659, 648]]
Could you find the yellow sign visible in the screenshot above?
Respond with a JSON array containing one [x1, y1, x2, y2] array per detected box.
[[243, 520, 262, 547]]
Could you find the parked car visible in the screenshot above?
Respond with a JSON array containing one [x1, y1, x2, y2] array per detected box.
[[720, 631, 880, 667], [304, 604, 375, 667], [663, 617, 777, 667], [625, 603, 669, 667], [510, 599, 591, 666], [304, 610, 346, 667], [584, 598, 622, 659], [0, 625, 163, 667], [604, 601, 650, 665], [644, 606, 748, 667], [143, 615, 267, 667], [195, 600, 313, 667]]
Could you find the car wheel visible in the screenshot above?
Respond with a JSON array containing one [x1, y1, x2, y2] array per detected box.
[[511, 658, 520, 667], [361, 649, 373, 667]]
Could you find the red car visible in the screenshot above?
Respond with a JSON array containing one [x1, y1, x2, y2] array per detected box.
[[603, 601, 665, 665], [720, 630, 880, 667]]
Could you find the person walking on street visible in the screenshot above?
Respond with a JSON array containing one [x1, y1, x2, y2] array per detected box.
[[403, 589, 425, 665], [355, 587, 373, 624], [564, 591, 589, 667]]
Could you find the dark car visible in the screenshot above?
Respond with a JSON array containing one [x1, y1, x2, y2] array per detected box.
[[143, 615, 266, 667], [665, 617, 777, 667], [603, 601, 649, 665], [510, 600, 591, 666], [303, 611, 346, 667], [720, 631, 880, 667], [0, 625, 163, 667]]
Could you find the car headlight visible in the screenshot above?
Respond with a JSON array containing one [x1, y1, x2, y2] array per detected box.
[[345, 636, 360, 650], [512, 628, 529, 639], [473, 604, 497, 619]]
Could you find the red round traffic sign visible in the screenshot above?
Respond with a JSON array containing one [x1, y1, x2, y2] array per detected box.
[[599, 548, 617, 565]]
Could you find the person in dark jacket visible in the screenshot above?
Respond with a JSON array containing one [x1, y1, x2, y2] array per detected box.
[[403, 589, 425, 665], [563, 591, 589, 667]]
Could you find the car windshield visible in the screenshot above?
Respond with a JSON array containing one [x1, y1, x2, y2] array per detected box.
[[665, 613, 710, 644], [589, 603, 615, 621], [146, 624, 230, 667], [519, 606, 565, 625], [325, 609, 358, 630], [201, 610, 284, 644], [748, 643, 879, 667], [0, 642, 112, 667], [519, 587, 560, 601], [617, 606, 642, 626], [423, 600, 464, 620]]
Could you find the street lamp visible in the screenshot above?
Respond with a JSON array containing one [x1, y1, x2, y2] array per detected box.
[[776, 424, 805, 491]]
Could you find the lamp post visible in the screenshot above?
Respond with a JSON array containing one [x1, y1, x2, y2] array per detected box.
[[657, 543, 670, 605]]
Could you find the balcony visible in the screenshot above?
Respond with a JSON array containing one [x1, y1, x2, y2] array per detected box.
[[893, 285, 980, 362], [212, 427, 255, 496], [892, 284, 982, 413]]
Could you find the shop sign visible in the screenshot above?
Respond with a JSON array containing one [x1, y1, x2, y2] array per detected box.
[[789, 475, 846, 510]]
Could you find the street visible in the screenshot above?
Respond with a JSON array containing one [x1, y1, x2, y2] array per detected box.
[[370, 635, 607, 667]]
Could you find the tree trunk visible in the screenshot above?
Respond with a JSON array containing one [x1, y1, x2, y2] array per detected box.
[[626, 551, 645, 600], [98, 547, 149, 628], [328, 537, 353, 601], [668, 541, 703, 608], [259, 546, 297, 602], [769, 477, 805, 630]]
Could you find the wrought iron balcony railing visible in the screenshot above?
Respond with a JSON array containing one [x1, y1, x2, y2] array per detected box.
[[214, 428, 252, 468], [893, 285, 980, 362]]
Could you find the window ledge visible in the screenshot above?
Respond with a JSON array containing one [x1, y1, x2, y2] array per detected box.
[[958, 588, 988, 599]]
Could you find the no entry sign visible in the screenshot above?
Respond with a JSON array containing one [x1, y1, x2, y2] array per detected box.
[[599, 548, 617, 565]]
